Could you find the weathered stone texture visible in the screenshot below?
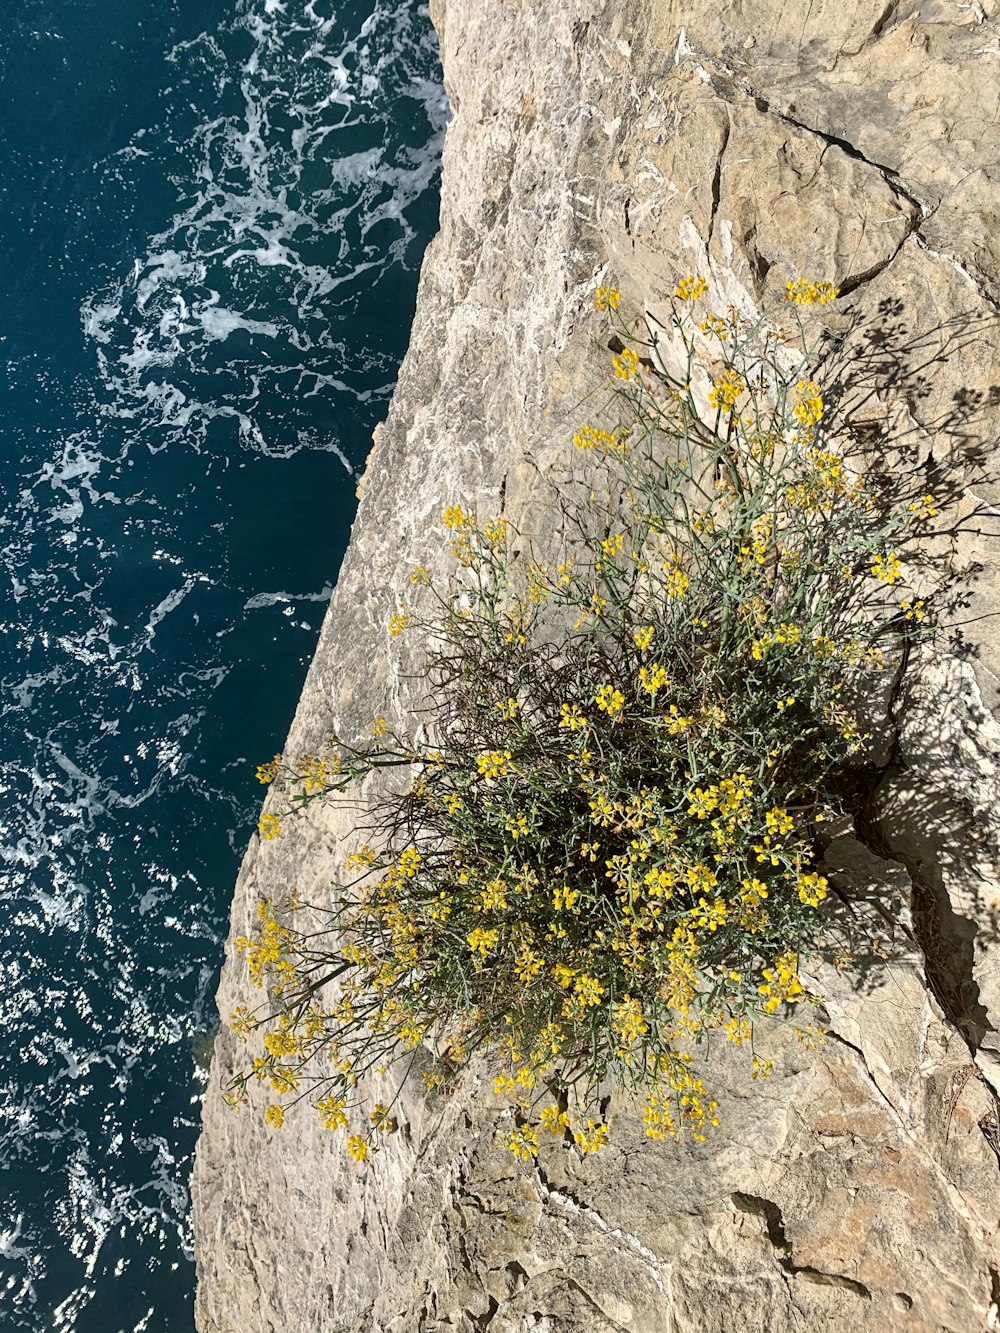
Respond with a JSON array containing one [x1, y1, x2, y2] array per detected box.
[[194, 1, 1000, 1329]]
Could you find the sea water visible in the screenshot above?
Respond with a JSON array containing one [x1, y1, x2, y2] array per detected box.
[[0, 1, 444, 1328]]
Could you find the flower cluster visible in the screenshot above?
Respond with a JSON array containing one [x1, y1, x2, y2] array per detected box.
[[229, 275, 939, 1165]]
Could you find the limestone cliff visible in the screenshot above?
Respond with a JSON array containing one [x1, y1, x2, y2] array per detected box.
[[193, 2, 1000, 1329]]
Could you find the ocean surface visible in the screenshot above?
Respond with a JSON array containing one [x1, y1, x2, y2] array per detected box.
[[0, 1, 444, 1328]]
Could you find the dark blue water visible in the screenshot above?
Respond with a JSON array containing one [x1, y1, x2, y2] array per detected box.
[[0, 2, 443, 1328]]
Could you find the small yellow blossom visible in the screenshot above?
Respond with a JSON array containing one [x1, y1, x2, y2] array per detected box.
[[638, 662, 669, 697], [476, 749, 514, 779], [574, 973, 605, 1007], [265, 1103, 285, 1129], [792, 379, 824, 427], [443, 504, 472, 530], [387, 611, 410, 637], [573, 1119, 609, 1154], [467, 926, 500, 958], [632, 624, 655, 651], [871, 551, 902, 585], [675, 273, 709, 301], [316, 1095, 349, 1131], [758, 951, 805, 1013], [595, 285, 621, 312], [559, 702, 587, 731], [258, 813, 282, 841], [662, 557, 689, 598], [708, 369, 744, 415], [797, 871, 829, 908], [613, 347, 640, 381], [785, 277, 839, 306], [539, 1105, 571, 1134], [347, 1134, 369, 1162], [573, 424, 621, 453], [505, 1124, 540, 1160], [908, 494, 938, 520], [596, 683, 626, 718]]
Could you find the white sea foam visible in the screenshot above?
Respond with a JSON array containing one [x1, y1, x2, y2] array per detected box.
[[243, 582, 334, 610], [2, 0, 443, 1321]]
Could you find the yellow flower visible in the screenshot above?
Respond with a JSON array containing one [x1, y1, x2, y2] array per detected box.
[[902, 598, 926, 622], [908, 494, 938, 520], [347, 1134, 369, 1162], [539, 1104, 571, 1134], [552, 883, 580, 912], [665, 705, 694, 734], [572, 1119, 609, 1155], [595, 285, 621, 312], [638, 662, 669, 697], [765, 807, 794, 836], [708, 369, 744, 414], [442, 503, 472, 530], [316, 1095, 349, 1131], [479, 877, 508, 910], [632, 624, 655, 651], [758, 951, 805, 1013], [505, 1125, 540, 1160], [467, 926, 500, 958], [612, 995, 649, 1045], [871, 551, 902, 585], [409, 564, 430, 585], [344, 844, 377, 871], [675, 273, 708, 301], [264, 1103, 285, 1129], [797, 871, 829, 908], [574, 973, 605, 1007], [792, 379, 824, 427], [371, 715, 388, 738], [559, 702, 587, 731], [662, 557, 689, 598], [644, 865, 676, 898], [387, 611, 410, 637], [476, 749, 514, 779], [552, 963, 576, 989], [785, 277, 839, 306], [573, 424, 621, 453], [482, 516, 508, 547], [258, 813, 282, 841], [595, 683, 626, 718], [613, 347, 639, 381], [739, 877, 768, 904], [495, 696, 519, 721], [687, 786, 718, 819]]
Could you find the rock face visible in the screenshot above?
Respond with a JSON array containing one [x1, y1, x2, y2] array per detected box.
[[193, 1, 1000, 1329]]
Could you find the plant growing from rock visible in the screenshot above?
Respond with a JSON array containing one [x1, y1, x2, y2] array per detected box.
[[227, 276, 943, 1161]]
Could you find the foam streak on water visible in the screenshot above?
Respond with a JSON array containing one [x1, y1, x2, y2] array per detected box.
[[0, 1, 443, 1328]]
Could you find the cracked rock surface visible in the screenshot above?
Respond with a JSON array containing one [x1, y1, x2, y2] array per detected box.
[[193, 1, 1000, 1329]]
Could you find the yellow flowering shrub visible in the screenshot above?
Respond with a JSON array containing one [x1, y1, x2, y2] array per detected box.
[[228, 276, 948, 1163]]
